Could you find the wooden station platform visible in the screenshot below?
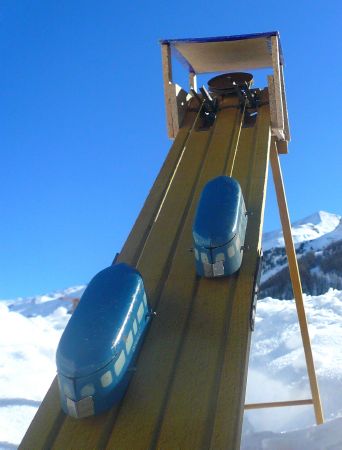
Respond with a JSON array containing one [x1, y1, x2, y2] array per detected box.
[[21, 90, 271, 449]]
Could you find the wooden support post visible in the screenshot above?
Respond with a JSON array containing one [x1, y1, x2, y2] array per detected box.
[[189, 71, 197, 92], [270, 36, 284, 133], [161, 43, 174, 138], [280, 64, 290, 143], [270, 140, 324, 425]]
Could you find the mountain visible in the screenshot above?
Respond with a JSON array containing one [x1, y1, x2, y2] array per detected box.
[[262, 211, 341, 252], [3, 285, 86, 317], [260, 211, 342, 299]]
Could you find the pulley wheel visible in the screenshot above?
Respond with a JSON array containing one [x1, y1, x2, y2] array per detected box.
[[208, 72, 253, 95]]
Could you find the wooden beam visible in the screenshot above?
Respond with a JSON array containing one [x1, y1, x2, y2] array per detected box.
[[271, 36, 284, 133], [276, 139, 288, 154], [270, 140, 324, 425], [267, 75, 285, 142], [245, 399, 313, 410], [161, 43, 175, 139], [280, 64, 291, 142]]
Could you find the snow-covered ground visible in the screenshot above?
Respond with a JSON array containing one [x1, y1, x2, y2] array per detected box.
[[0, 287, 85, 450], [242, 289, 342, 449], [0, 287, 342, 449]]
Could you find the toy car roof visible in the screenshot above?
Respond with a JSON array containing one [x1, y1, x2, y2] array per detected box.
[[56, 264, 144, 378]]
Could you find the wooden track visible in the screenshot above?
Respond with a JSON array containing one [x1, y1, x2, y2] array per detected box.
[[20, 90, 271, 450]]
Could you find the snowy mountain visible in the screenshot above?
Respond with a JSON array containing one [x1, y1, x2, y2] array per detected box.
[[261, 211, 342, 299], [262, 211, 341, 252]]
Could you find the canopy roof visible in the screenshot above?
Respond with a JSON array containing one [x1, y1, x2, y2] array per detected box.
[[160, 31, 283, 74]]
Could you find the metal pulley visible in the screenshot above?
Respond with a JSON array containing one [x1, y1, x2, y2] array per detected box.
[[207, 72, 253, 95]]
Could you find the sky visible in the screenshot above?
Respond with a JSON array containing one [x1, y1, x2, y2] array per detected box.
[[1, 0, 341, 298]]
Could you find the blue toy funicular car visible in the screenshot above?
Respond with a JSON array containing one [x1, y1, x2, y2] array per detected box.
[[192, 176, 248, 277], [56, 263, 151, 418]]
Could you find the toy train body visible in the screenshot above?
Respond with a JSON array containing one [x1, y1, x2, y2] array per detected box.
[[193, 176, 248, 277], [56, 263, 151, 418]]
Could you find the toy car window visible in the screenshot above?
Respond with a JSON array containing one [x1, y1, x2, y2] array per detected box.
[[101, 370, 113, 387], [80, 384, 95, 397], [137, 302, 144, 323], [114, 350, 126, 376], [126, 331, 133, 354]]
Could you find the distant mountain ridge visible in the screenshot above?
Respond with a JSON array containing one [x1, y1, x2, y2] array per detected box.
[[262, 211, 341, 252], [2, 211, 341, 305], [2, 285, 86, 317], [261, 211, 342, 299]]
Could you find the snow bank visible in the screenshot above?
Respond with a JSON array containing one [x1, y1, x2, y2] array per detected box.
[[0, 288, 84, 449], [242, 289, 342, 449], [242, 417, 342, 450], [0, 288, 342, 449]]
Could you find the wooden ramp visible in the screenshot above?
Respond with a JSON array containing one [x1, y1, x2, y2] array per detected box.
[[20, 91, 271, 450]]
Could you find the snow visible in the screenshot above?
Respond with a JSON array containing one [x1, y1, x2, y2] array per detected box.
[[242, 289, 342, 449], [242, 418, 342, 450], [0, 287, 84, 450], [0, 288, 341, 449], [262, 211, 341, 252]]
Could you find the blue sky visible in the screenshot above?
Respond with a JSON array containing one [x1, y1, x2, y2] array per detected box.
[[1, 1, 341, 298]]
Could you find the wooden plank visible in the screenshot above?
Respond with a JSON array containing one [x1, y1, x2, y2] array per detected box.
[[270, 141, 324, 425], [280, 64, 291, 143], [161, 41, 190, 140], [277, 139, 288, 154], [271, 36, 284, 133], [267, 74, 285, 141], [245, 399, 313, 410], [161, 43, 174, 139], [271, 64, 290, 154]]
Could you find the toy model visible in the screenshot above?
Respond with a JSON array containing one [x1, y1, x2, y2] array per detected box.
[[192, 176, 248, 277], [56, 263, 151, 418]]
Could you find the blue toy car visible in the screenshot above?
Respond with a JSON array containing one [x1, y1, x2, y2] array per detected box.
[[193, 176, 248, 277], [56, 263, 151, 418]]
